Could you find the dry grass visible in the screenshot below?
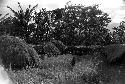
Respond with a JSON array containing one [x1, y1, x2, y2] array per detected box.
[[2, 54, 110, 84], [0, 52, 123, 84], [0, 35, 40, 70]]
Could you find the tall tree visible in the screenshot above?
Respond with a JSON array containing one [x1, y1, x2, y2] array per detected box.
[[32, 8, 54, 44], [7, 2, 38, 43], [0, 13, 11, 35], [52, 4, 111, 46], [112, 21, 125, 44]]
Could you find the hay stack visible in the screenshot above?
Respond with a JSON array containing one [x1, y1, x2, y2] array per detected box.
[[51, 40, 66, 54], [43, 42, 61, 57], [0, 35, 40, 70], [33, 45, 45, 55]]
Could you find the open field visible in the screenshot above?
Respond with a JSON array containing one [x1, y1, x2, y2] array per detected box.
[[0, 52, 124, 84]]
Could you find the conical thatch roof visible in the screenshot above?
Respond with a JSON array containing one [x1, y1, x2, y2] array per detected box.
[[51, 40, 66, 54], [0, 35, 40, 70], [43, 42, 61, 57], [33, 44, 45, 55], [103, 44, 125, 62]]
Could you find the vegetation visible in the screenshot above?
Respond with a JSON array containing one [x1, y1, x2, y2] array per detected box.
[[0, 2, 112, 46], [0, 35, 40, 70], [112, 21, 125, 44], [0, 1, 125, 84], [43, 42, 61, 57], [6, 2, 38, 44], [52, 4, 111, 46], [6, 54, 108, 84]]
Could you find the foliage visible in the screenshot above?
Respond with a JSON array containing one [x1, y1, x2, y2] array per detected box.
[[52, 4, 111, 46], [112, 21, 125, 44], [0, 2, 112, 46], [0, 13, 11, 36], [0, 35, 40, 70], [63, 46, 94, 55], [32, 8, 54, 44], [7, 2, 38, 44], [63, 45, 104, 56]]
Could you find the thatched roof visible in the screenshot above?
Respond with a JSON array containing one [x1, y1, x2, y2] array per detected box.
[[43, 42, 61, 56]]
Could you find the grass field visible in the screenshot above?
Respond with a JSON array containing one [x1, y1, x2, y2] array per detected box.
[[0, 53, 125, 84]]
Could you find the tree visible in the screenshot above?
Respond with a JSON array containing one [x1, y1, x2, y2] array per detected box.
[[52, 4, 111, 46], [4, 2, 112, 46], [112, 21, 125, 44], [0, 13, 10, 35], [32, 8, 54, 44], [7, 2, 38, 43]]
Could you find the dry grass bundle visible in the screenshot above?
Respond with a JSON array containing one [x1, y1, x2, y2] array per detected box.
[[43, 42, 61, 57], [33, 45, 45, 55], [0, 35, 40, 70], [51, 40, 66, 54]]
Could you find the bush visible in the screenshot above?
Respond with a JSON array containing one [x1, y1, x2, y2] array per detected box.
[[0, 35, 40, 70], [43, 42, 61, 57], [63, 46, 94, 56]]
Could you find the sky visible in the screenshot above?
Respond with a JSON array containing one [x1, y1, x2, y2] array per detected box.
[[0, 0, 125, 24]]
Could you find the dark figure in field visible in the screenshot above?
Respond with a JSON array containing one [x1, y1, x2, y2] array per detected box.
[[71, 56, 76, 66]]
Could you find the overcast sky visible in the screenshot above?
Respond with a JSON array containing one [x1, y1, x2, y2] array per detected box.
[[0, 0, 125, 24]]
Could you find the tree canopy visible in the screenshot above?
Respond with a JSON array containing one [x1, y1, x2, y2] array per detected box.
[[112, 21, 125, 44], [0, 2, 113, 46], [51, 4, 111, 46]]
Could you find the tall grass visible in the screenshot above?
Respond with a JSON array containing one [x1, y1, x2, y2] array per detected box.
[[3, 53, 110, 84]]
